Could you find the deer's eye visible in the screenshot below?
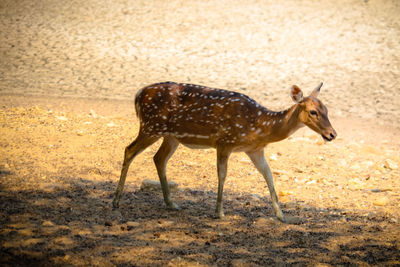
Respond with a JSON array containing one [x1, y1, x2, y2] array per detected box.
[[310, 110, 318, 116]]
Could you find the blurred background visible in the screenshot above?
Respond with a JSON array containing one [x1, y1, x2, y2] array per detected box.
[[1, 0, 399, 125]]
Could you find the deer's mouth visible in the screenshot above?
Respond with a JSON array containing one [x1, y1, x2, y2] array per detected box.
[[322, 134, 335, 142]]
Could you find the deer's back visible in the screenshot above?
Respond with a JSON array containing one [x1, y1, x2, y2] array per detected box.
[[135, 82, 269, 148]]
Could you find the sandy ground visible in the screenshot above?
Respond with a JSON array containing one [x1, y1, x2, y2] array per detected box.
[[0, 0, 400, 266], [1, 0, 400, 125]]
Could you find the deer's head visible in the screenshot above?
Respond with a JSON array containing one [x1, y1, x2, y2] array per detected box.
[[290, 83, 337, 141]]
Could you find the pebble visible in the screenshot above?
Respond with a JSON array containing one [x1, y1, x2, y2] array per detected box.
[[384, 159, 398, 170], [306, 180, 317, 185], [55, 115, 68, 121], [107, 121, 116, 127], [42, 220, 55, 227], [3, 163, 11, 171], [251, 194, 262, 201], [279, 190, 292, 196], [140, 179, 178, 191], [89, 109, 98, 118], [373, 197, 389, 206], [126, 221, 140, 229], [269, 154, 278, 161], [316, 139, 325, 145], [157, 220, 174, 227], [231, 259, 251, 267], [339, 159, 347, 167]]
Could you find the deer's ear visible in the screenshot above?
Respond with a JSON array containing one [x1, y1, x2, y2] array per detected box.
[[290, 85, 303, 103], [310, 82, 323, 98]]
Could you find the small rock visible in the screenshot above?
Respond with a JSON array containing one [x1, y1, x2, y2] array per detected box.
[[348, 178, 363, 186], [126, 221, 140, 227], [373, 197, 389, 206], [280, 174, 289, 181], [279, 190, 292, 196], [306, 180, 317, 185], [269, 154, 278, 161], [76, 130, 84, 136], [384, 159, 398, 170], [339, 159, 347, 167], [350, 163, 361, 171], [168, 257, 184, 267], [104, 221, 113, 227], [107, 121, 116, 127], [231, 259, 251, 267], [89, 109, 98, 118], [316, 139, 325, 145], [3, 163, 11, 171], [141, 179, 178, 191], [42, 220, 55, 227], [253, 217, 274, 227], [362, 161, 374, 167], [126, 221, 140, 230], [55, 115, 68, 121], [157, 220, 174, 227], [251, 194, 262, 201]]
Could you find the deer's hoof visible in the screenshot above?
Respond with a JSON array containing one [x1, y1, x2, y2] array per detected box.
[[216, 211, 225, 219], [167, 202, 180, 210], [278, 215, 286, 223], [112, 199, 120, 209]]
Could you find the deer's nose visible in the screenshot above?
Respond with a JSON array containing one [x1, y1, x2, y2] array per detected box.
[[330, 129, 337, 140]]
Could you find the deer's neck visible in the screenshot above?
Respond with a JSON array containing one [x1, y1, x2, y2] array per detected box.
[[260, 104, 304, 143]]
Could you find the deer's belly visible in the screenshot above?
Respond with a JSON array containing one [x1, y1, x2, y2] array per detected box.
[[174, 135, 215, 149], [181, 143, 212, 149]]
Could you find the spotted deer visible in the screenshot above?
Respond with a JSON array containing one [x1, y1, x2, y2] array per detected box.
[[112, 81, 337, 222]]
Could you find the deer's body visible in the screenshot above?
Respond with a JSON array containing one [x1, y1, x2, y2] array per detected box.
[[113, 81, 337, 222]]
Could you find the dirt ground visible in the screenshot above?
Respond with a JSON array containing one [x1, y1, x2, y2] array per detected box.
[[1, 0, 400, 266]]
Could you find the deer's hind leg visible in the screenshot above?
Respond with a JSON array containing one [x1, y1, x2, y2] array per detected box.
[[113, 133, 158, 208], [153, 136, 180, 210]]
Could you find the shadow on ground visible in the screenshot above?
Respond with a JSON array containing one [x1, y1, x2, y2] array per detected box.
[[0, 172, 399, 266]]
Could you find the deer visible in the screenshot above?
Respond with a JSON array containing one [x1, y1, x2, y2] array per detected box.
[[112, 81, 337, 222]]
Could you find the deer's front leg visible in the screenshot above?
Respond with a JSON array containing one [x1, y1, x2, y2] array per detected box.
[[246, 149, 285, 222], [215, 148, 231, 219]]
